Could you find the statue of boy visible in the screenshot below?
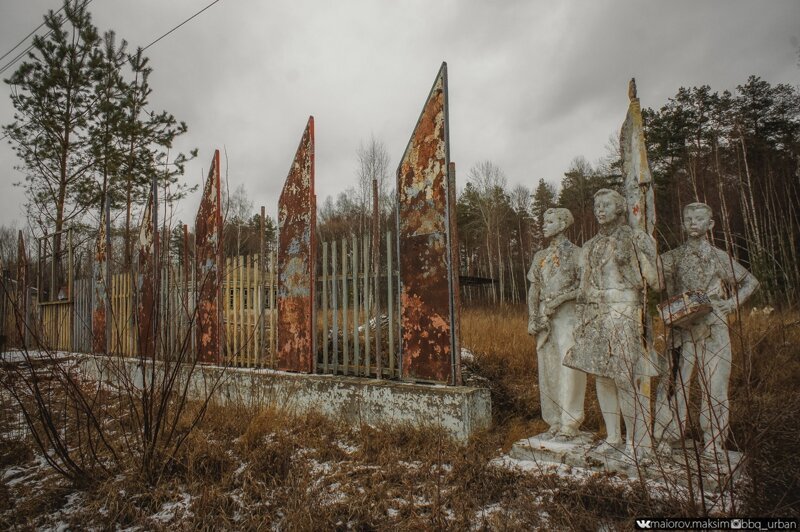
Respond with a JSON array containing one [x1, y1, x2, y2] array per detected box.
[[654, 202, 759, 456], [527, 207, 587, 437], [564, 189, 660, 459]]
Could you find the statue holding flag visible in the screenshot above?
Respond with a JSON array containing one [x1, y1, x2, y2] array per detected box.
[[564, 79, 660, 461]]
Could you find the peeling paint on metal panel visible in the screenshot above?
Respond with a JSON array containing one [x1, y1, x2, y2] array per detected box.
[[16, 231, 28, 348], [195, 150, 223, 364], [276, 117, 315, 373], [396, 63, 459, 384], [92, 208, 107, 353], [137, 195, 156, 358]]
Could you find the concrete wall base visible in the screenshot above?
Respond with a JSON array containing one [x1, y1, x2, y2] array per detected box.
[[76, 354, 491, 442]]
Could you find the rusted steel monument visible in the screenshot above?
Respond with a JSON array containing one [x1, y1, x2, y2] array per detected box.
[[16, 230, 28, 348], [195, 150, 224, 364], [276, 117, 316, 373], [92, 203, 110, 353], [396, 63, 462, 384], [136, 194, 157, 358]]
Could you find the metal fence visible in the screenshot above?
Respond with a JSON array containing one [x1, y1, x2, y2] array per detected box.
[[317, 232, 398, 378], [5, 231, 401, 380]]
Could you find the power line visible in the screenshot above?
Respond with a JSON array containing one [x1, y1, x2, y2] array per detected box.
[[142, 0, 223, 52], [0, 42, 37, 77], [0, 3, 64, 64], [0, 0, 93, 77], [1, 0, 220, 76]]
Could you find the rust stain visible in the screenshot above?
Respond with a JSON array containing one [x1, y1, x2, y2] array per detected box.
[[195, 150, 223, 364], [397, 63, 459, 384], [447, 162, 462, 385], [16, 231, 27, 348], [92, 207, 108, 353], [276, 117, 315, 373], [137, 195, 157, 358]]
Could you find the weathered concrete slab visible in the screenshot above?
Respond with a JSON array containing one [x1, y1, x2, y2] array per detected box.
[[509, 434, 743, 491], [396, 62, 460, 385], [276, 117, 316, 373], [76, 353, 490, 442], [195, 150, 223, 364]]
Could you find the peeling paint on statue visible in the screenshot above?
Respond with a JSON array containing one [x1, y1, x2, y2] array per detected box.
[[564, 189, 659, 460], [276, 117, 316, 373], [654, 202, 759, 457], [527, 208, 586, 439]]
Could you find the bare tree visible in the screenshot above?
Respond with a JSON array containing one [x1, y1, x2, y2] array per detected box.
[[467, 161, 510, 303], [356, 135, 391, 238], [509, 184, 532, 301], [223, 183, 255, 256]]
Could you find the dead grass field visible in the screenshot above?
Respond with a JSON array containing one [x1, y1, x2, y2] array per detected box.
[[1, 306, 798, 529]]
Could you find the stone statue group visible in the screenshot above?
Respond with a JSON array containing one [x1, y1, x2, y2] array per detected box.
[[527, 190, 759, 463]]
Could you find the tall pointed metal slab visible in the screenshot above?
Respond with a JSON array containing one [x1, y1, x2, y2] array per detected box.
[[16, 231, 28, 348], [92, 203, 110, 353], [195, 150, 223, 364], [621, 78, 656, 237], [396, 63, 460, 384], [136, 194, 157, 358], [276, 117, 316, 373]]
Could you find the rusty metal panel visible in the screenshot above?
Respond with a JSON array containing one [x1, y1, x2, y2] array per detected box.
[[447, 162, 462, 385], [92, 204, 110, 353], [136, 194, 156, 358], [276, 116, 315, 373], [195, 150, 223, 364], [16, 230, 28, 347], [396, 62, 458, 384]]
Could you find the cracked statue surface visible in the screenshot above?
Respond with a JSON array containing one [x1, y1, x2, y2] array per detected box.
[[527, 208, 587, 439], [654, 202, 759, 457], [564, 189, 660, 460]]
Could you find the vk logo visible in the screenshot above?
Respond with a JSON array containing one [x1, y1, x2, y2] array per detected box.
[[636, 520, 652, 529]]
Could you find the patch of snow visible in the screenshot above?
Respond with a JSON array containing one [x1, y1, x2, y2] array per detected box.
[[397, 460, 422, 471], [308, 458, 333, 475], [233, 461, 247, 477], [460, 348, 474, 361], [151, 492, 193, 524], [335, 440, 358, 454]]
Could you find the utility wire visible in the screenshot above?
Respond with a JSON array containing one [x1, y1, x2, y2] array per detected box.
[[0, 0, 93, 77], [0, 4, 64, 63], [2, 0, 221, 139], [142, 0, 223, 52]]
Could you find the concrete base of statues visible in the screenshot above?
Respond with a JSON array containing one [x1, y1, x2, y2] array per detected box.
[[509, 433, 743, 492]]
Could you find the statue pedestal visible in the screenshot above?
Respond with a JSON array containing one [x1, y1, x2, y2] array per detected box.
[[510, 433, 743, 492]]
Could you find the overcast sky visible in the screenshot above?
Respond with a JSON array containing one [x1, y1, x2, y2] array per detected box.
[[1, 0, 799, 230]]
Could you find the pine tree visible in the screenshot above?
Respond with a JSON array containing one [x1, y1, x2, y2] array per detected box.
[[3, 0, 101, 257], [530, 178, 557, 251]]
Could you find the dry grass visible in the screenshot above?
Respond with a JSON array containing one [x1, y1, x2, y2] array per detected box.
[[1, 307, 798, 528], [461, 304, 606, 448]]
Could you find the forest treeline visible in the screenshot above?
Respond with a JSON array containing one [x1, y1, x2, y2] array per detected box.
[[316, 76, 800, 307], [2, 4, 796, 307]]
